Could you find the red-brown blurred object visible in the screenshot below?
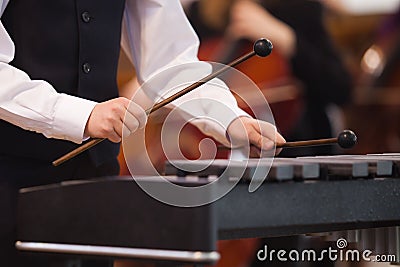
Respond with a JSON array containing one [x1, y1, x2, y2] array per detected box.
[[198, 37, 303, 135]]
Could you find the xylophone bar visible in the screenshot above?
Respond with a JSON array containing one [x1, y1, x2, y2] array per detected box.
[[299, 157, 369, 178], [164, 159, 296, 182], [367, 153, 400, 176], [256, 158, 320, 180], [165, 154, 400, 181], [302, 155, 394, 177]]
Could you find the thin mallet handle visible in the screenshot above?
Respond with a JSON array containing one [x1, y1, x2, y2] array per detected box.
[[52, 39, 273, 166], [276, 138, 337, 148]]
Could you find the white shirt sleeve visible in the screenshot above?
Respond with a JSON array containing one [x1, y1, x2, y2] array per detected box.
[[121, 0, 249, 145], [0, 1, 97, 144]]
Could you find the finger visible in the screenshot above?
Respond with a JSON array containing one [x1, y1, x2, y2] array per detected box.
[[275, 132, 286, 144], [275, 133, 285, 155], [249, 119, 287, 151], [254, 120, 286, 146], [123, 111, 140, 137], [259, 136, 275, 151], [257, 120, 279, 141], [257, 122, 285, 154], [248, 129, 274, 151], [247, 129, 262, 148], [247, 121, 273, 149], [122, 124, 131, 139], [249, 145, 261, 158], [126, 101, 147, 129], [101, 116, 123, 143], [112, 118, 124, 141], [108, 128, 122, 143]]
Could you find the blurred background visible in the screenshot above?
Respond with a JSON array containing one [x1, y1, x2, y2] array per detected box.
[[116, 1, 400, 267]]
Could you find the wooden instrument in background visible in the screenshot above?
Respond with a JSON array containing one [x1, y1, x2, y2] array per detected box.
[[198, 37, 303, 136]]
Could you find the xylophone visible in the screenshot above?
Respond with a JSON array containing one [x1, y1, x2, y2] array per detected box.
[[16, 154, 400, 264]]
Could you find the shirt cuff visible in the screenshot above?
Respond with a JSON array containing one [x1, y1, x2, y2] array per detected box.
[[48, 94, 97, 144]]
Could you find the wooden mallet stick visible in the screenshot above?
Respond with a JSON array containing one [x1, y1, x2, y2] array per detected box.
[[52, 39, 274, 166]]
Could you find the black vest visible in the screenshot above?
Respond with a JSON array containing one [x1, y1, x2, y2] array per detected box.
[[1, 0, 126, 165]]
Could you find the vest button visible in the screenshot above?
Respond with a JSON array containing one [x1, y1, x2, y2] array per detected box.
[[82, 63, 91, 74], [81, 11, 91, 23]]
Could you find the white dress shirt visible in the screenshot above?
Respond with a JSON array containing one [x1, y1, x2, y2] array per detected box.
[[0, 0, 247, 145]]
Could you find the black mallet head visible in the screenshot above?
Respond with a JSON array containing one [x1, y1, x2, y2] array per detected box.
[[337, 130, 357, 149], [254, 38, 273, 57]]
